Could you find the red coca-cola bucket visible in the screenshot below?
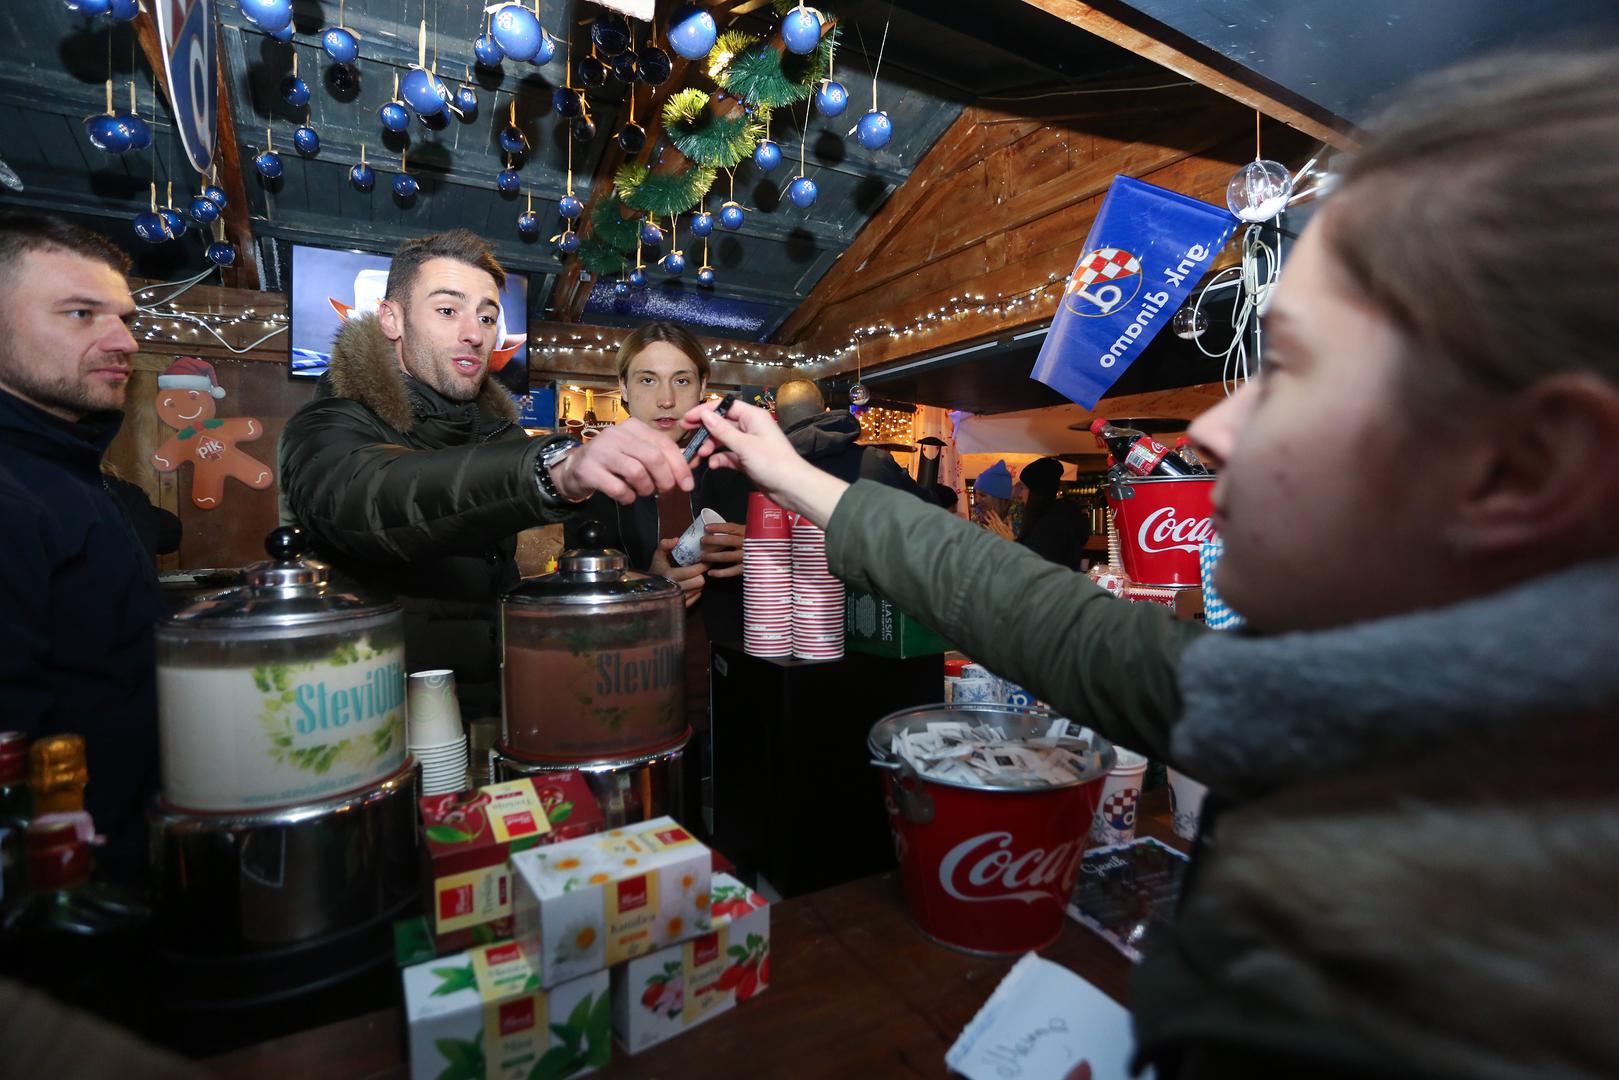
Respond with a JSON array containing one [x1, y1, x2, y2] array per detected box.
[[868, 704, 1116, 955], [1105, 475, 1215, 587]]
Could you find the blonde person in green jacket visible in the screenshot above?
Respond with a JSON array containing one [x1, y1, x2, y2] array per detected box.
[[682, 50, 1619, 1080]]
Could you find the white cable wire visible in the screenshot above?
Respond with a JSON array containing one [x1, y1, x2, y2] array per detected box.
[[1189, 222, 1280, 395]]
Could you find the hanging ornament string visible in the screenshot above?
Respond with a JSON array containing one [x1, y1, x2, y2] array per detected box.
[[800, 96, 809, 174], [870, 7, 890, 112], [565, 111, 573, 194]]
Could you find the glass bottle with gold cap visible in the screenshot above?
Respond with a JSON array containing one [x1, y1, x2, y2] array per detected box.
[[29, 734, 87, 815]]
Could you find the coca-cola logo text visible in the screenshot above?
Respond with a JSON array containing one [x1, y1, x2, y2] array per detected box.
[[1136, 506, 1213, 555], [938, 831, 1085, 905]]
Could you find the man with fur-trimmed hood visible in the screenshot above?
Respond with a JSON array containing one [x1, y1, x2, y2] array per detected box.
[[279, 229, 695, 714]]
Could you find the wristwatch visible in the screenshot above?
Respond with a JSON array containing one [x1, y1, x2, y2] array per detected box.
[[534, 436, 586, 505]]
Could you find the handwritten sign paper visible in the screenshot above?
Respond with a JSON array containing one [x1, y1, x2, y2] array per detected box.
[[945, 953, 1148, 1080]]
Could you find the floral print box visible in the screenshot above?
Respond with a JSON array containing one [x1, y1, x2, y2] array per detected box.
[[512, 816, 712, 988], [421, 774, 605, 952], [612, 872, 771, 1054], [403, 939, 610, 1080]]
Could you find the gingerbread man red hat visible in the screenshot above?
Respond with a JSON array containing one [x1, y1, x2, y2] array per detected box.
[[157, 356, 225, 399]]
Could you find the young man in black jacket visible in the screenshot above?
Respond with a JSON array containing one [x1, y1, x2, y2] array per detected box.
[[0, 215, 159, 887]]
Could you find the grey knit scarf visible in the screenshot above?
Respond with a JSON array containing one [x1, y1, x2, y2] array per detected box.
[[1171, 558, 1619, 797]]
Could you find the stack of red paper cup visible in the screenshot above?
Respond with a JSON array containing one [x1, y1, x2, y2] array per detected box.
[[743, 492, 794, 658], [791, 519, 845, 660]]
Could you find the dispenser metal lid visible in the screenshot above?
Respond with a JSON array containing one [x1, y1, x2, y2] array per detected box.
[[504, 524, 681, 608], [161, 526, 399, 629]]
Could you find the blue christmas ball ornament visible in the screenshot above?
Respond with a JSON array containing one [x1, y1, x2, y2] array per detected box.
[[787, 175, 818, 208], [280, 75, 310, 107], [637, 46, 672, 86], [590, 13, 629, 55], [558, 230, 580, 254], [400, 68, 448, 116], [120, 112, 153, 151], [697, 266, 715, 287], [517, 210, 539, 236], [202, 184, 228, 209], [379, 100, 410, 132], [816, 79, 848, 117], [610, 51, 638, 82], [719, 201, 745, 230], [473, 33, 504, 68], [132, 211, 168, 243], [552, 87, 583, 118], [349, 161, 375, 191], [66, 0, 113, 14], [639, 220, 663, 246], [490, 4, 542, 62], [322, 27, 359, 64], [668, 5, 717, 61], [855, 109, 892, 150], [617, 122, 646, 154], [207, 241, 237, 266], [454, 85, 478, 118], [578, 56, 609, 87], [188, 195, 221, 224], [293, 125, 320, 155], [614, 279, 631, 298], [498, 124, 527, 154], [159, 207, 187, 238], [753, 139, 781, 172], [629, 267, 648, 286], [108, 0, 139, 21], [559, 194, 583, 219], [571, 114, 597, 142], [84, 114, 132, 153], [662, 250, 686, 276], [267, 22, 294, 43], [239, 0, 292, 33], [496, 167, 520, 193], [781, 7, 822, 54], [254, 149, 283, 179], [392, 173, 418, 199], [531, 30, 555, 66], [690, 210, 714, 237]]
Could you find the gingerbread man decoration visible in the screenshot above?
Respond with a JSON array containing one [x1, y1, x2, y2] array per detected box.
[[151, 357, 273, 509]]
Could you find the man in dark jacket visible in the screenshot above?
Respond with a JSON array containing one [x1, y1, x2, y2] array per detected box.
[[279, 230, 693, 715], [0, 215, 160, 887], [1015, 456, 1091, 570], [772, 378, 929, 497]]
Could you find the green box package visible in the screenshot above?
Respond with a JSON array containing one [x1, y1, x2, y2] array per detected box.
[[844, 585, 951, 658]]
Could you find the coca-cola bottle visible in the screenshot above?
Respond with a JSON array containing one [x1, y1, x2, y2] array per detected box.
[[1089, 419, 1198, 478], [1173, 436, 1211, 474]]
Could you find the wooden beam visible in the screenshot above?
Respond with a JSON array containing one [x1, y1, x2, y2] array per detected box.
[[1012, 0, 1359, 151], [133, 9, 259, 288]]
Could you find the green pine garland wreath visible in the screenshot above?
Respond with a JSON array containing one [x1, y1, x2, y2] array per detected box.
[[588, 191, 641, 254], [615, 160, 718, 218], [663, 88, 770, 169], [712, 22, 837, 109]]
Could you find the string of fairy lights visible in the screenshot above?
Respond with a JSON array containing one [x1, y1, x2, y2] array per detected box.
[[855, 405, 916, 444], [126, 270, 1072, 370]]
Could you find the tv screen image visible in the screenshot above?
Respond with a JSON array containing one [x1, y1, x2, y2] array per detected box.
[[289, 244, 530, 398]]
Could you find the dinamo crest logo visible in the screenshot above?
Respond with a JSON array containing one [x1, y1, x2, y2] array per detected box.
[[1064, 247, 1143, 317]]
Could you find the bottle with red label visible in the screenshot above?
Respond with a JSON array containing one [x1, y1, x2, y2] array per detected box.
[[1089, 419, 1198, 478], [1172, 436, 1211, 474]]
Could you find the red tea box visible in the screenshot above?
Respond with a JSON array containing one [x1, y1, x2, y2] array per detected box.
[[421, 773, 603, 945], [611, 872, 772, 1053]]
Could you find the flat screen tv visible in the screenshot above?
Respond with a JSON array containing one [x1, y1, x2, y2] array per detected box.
[[289, 243, 530, 398]]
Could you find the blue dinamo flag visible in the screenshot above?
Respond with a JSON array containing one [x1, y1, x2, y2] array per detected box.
[[1030, 175, 1237, 408]]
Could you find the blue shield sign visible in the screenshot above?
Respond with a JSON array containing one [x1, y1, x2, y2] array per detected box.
[[156, 0, 218, 176], [1030, 175, 1237, 409]]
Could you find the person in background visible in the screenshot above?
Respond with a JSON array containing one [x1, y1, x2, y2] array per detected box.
[[772, 378, 930, 499], [1015, 456, 1091, 570], [0, 214, 160, 887], [279, 230, 695, 716], [684, 48, 1619, 1078], [971, 458, 1014, 533]]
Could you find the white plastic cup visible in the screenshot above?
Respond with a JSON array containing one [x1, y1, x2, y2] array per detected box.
[[1166, 767, 1209, 842], [407, 669, 463, 747], [672, 508, 726, 567], [1089, 746, 1150, 846]]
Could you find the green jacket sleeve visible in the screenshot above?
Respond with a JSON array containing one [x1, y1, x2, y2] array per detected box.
[[278, 399, 568, 565], [826, 480, 1203, 762]]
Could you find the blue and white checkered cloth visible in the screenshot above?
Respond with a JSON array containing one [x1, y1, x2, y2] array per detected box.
[[1199, 535, 1245, 631]]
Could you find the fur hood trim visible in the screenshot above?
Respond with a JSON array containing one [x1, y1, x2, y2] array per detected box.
[[326, 314, 518, 432]]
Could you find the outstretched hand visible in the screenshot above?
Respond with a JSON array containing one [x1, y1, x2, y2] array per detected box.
[[679, 399, 850, 527], [550, 418, 694, 505]]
